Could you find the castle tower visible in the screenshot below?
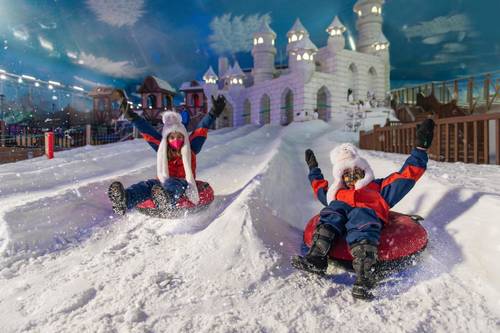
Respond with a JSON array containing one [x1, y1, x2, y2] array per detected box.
[[286, 18, 309, 54], [251, 20, 277, 83], [227, 61, 245, 91], [372, 32, 390, 91], [202, 65, 219, 96], [288, 35, 318, 80], [203, 66, 218, 86], [326, 16, 346, 52], [353, 0, 385, 54]]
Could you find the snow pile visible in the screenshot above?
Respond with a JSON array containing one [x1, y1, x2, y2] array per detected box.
[[1, 121, 499, 332]]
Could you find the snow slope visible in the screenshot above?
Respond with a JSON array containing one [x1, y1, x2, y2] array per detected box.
[[1, 121, 499, 332]]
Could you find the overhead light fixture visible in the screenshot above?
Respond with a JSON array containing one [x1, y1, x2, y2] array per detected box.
[[35, 82, 40, 87], [22, 74, 36, 80], [48, 84, 54, 90], [0, 74, 6, 80], [73, 86, 84, 91], [18, 78, 23, 83], [0, 69, 6, 73], [48, 80, 61, 86]]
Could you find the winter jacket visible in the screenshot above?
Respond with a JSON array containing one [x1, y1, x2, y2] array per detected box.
[[132, 113, 215, 179], [309, 148, 428, 224]]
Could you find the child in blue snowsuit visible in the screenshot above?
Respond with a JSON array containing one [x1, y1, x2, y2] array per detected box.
[[107, 90, 226, 216], [292, 119, 435, 300]]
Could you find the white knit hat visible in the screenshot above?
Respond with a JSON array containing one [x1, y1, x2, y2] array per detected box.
[[326, 143, 374, 201], [157, 111, 199, 204]]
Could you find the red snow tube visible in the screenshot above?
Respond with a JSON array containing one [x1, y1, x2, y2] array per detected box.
[[136, 180, 214, 218], [303, 212, 428, 262]]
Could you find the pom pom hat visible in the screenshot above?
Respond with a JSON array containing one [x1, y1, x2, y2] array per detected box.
[[326, 143, 374, 201]]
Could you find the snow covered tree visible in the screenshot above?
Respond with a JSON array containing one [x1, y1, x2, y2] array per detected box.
[[209, 13, 271, 57]]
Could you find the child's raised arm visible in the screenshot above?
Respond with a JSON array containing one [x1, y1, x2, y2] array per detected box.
[[190, 95, 227, 154], [374, 119, 435, 207], [114, 89, 162, 152], [306, 149, 329, 207]]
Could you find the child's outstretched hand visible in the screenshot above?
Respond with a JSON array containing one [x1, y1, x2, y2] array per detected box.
[[305, 149, 318, 170], [210, 95, 227, 118], [416, 118, 435, 150], [112, 89, 137, 121]]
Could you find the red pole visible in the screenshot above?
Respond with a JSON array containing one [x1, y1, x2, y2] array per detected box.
[[45, 131, 54, 159]]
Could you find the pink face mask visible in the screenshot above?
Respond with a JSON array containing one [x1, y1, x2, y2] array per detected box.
[[168, 139, 184, 150]]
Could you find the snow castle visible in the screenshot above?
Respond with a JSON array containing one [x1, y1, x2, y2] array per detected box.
[[182, 0, 390, 128]]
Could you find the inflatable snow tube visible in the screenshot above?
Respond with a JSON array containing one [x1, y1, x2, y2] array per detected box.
[[135, 180, 214, 218], [303, 211, 428, 262]]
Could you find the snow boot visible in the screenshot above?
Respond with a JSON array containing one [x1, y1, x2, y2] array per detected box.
[[291, 224, 336, 275], [108, 181, 127, 216], [350, 240, 378, 300], [151, 185, 173, 212]]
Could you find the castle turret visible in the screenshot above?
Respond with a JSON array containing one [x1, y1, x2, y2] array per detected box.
[[372, 32, 390, 91], [353, 0, 385, 54], [326, 16, 346, 52], [251, 20, 276, 84], [288, 34, 317, 80], [202, 65, 219, 97], [227, 61, 245, 91], [286, 19, 309, 54], [203, 66, 218, 85]]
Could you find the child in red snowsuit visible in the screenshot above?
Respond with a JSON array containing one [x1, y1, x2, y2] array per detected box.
[[107, 90, 226, 215], [292, 119, 435, 300]]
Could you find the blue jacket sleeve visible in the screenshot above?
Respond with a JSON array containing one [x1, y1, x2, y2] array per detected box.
[[374, 148, 428, 208], [131, 117, 162, 152], [189, 113, 216, 154], [308, 167, 329, 206]]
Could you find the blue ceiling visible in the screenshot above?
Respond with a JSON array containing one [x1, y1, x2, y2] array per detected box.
[[0, 0, 498, 92]]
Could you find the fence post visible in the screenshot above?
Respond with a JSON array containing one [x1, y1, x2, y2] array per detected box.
[[374, 125, 381, 151], [484, 74, 491, 110], [468, 78, 474, 113], [133, 126, 139, 139], [86, 124, 92, 145], [496, 119, 500, 165], [0, 120, 5, 147], [45, 132, 54, 159]]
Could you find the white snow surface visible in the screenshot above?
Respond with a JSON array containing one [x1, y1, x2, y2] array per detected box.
[[1, 121, 500, 332]]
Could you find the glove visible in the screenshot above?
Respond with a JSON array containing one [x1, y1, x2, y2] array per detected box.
[[113, 89, 137, 121], [416, 118, 435, 149], [305, 149, 318, 170], [210, 95, 226, 118]]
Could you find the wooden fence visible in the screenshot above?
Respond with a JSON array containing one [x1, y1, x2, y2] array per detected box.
[[390, 71, 500, 114], [359, 113, 500, 165]]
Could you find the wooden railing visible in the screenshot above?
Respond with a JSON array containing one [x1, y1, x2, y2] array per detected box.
[[359, 113, 500, 165], [390, 71, 500, 114]]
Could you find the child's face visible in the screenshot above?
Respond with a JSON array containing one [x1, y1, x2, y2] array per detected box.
[[167, 132, 185, 150], [342, 167, 365, 189], [168, 132, 184, 142]]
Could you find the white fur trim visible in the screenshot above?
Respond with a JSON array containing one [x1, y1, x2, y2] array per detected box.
[[157, 111, 199, 204], [326, 143, 374, 202]]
